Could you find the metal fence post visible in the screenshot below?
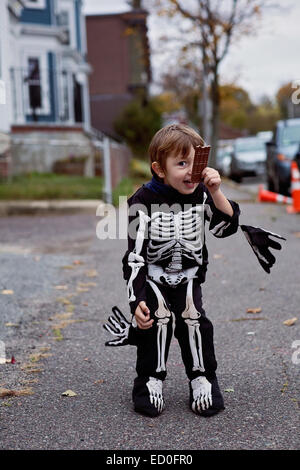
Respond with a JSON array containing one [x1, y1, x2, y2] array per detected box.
[[103, 136, 112, 204]]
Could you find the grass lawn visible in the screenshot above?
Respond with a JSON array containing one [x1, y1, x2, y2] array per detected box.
[[0, 173, 104, 200], [0, 173, 144, 205]]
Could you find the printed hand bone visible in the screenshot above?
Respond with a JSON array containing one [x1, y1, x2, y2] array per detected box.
[[103, 306, 133, 346]]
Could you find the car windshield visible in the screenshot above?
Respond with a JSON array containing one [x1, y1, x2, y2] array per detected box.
[[281, 126, 300, 146], [235, 139, 265, 152]]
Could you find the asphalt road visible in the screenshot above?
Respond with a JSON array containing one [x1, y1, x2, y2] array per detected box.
[[0, 181, 299, 451]]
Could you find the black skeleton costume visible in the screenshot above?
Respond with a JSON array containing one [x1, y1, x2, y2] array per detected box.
[[103, 175, 286, 417]]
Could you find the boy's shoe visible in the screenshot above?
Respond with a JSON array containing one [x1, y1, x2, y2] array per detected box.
[[132, 376, 164, 417], [189, 375, 225, 417]]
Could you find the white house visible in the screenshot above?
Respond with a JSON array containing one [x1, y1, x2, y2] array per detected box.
[[0, 0, 98, 175]]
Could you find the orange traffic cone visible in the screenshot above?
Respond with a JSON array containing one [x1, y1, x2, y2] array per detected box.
[[287, 161, 300, 213], [258, 185, 292, 204]]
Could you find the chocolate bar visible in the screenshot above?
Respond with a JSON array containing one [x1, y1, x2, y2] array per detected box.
[[190, 145, 211, 183]]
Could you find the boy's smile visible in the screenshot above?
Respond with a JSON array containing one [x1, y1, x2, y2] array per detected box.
[[153, 146, 199, 195]]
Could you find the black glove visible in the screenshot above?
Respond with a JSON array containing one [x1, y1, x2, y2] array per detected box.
[[240, 225, 286, 273], [103, 306, 138, 346]]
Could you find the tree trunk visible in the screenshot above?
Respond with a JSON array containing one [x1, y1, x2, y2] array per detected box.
[[201, 66, 211, 144], [209, 65, 220, 169]]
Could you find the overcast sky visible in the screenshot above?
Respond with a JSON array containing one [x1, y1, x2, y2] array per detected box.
[[83, 0, 300, 104]]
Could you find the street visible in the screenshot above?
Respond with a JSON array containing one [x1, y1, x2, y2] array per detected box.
[[0, 181, 299, 450]]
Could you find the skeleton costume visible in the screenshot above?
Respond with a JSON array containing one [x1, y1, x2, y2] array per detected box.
[[117, 175, 239, 416], [104, 174, 286, 417]]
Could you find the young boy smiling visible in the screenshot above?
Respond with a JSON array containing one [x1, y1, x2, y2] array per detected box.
[[122, 124, 240, 417]]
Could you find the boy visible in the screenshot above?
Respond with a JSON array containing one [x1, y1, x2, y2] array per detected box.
[[121, 124, 240, 417]]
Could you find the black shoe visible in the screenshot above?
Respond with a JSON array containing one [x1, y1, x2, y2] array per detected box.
[[189, 376, 225, 417], [132, 376, 164, 417]]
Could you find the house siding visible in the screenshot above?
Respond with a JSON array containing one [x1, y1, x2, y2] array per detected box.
[[20, 0, 54, 25]]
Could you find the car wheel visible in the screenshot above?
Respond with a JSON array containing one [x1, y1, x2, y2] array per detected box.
[[274, 174, 289, 196], [231, 174, 242, 183], [267, 175, 275, 192]]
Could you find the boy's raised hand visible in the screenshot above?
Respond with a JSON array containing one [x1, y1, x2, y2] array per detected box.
[[135, 301, 154, 329], [202, 167, 221, 194]]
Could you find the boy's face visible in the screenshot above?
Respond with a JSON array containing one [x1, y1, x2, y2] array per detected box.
[[153, 146, 199, 195]]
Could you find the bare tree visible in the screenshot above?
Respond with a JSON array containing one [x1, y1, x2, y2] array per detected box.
[[151, 0, 278, 166]]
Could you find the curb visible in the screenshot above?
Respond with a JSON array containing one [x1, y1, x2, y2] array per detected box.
[[0, 199, 105, 216]]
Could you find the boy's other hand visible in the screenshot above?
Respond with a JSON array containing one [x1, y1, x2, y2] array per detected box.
[[202, 167, 221, 194], [135, 301, 154, 329]]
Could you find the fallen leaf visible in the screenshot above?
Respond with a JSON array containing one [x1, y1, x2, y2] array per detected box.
[[292, 231, 300, 238], [230, 317, 267, 322], [51, 312, 73, 321], [66, 304, 75, 312], [94, 379, 105, 385], [85, 270, 98, 278], [61, 265, 75, 270], [76, 287, 90, 292], [78, 282, 97, 287], [52, 328, 64, 341], [283, 317, 298, 326], [61, 389, 77, 397], [5, 322, 19, 327], [54, 285, 68, 290], [247, 307, 262, 314], [73, 260, 84, 265], [0, 387, 33, 398], [1, 290, 14, 295], [213, 254, 223, 259], [29, 352, 52, 363], [224, 388, 234, 393], [56, 297, 72, 305]]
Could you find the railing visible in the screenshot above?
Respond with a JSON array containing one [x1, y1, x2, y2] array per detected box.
[[10, 66, 84, 125]]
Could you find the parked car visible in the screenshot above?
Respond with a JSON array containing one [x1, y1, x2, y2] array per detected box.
[[266, 118, 300, 195], [256, 131, 273, 142], [229, 136, 267, 182], [216, 144, 233, 177]]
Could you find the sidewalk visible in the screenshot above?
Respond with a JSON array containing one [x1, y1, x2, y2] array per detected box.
[[0, 199, 104, 216]]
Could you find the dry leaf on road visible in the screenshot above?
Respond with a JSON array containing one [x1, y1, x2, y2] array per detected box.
[[0, 387, 33, 398], [85, 270, 98, 278], [283, 317, 298, 326], [247, 307, 262, 314], [61, 389, 77, 397], [78, 282, 97, 287], [1, 290, 14, 295]]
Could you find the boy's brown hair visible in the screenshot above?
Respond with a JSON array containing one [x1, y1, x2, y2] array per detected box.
[[149, 124, 205, 177]]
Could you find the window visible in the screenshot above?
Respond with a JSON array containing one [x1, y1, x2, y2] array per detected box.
[[26, 58, 42, 111], [22, 51, 50, 116]]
